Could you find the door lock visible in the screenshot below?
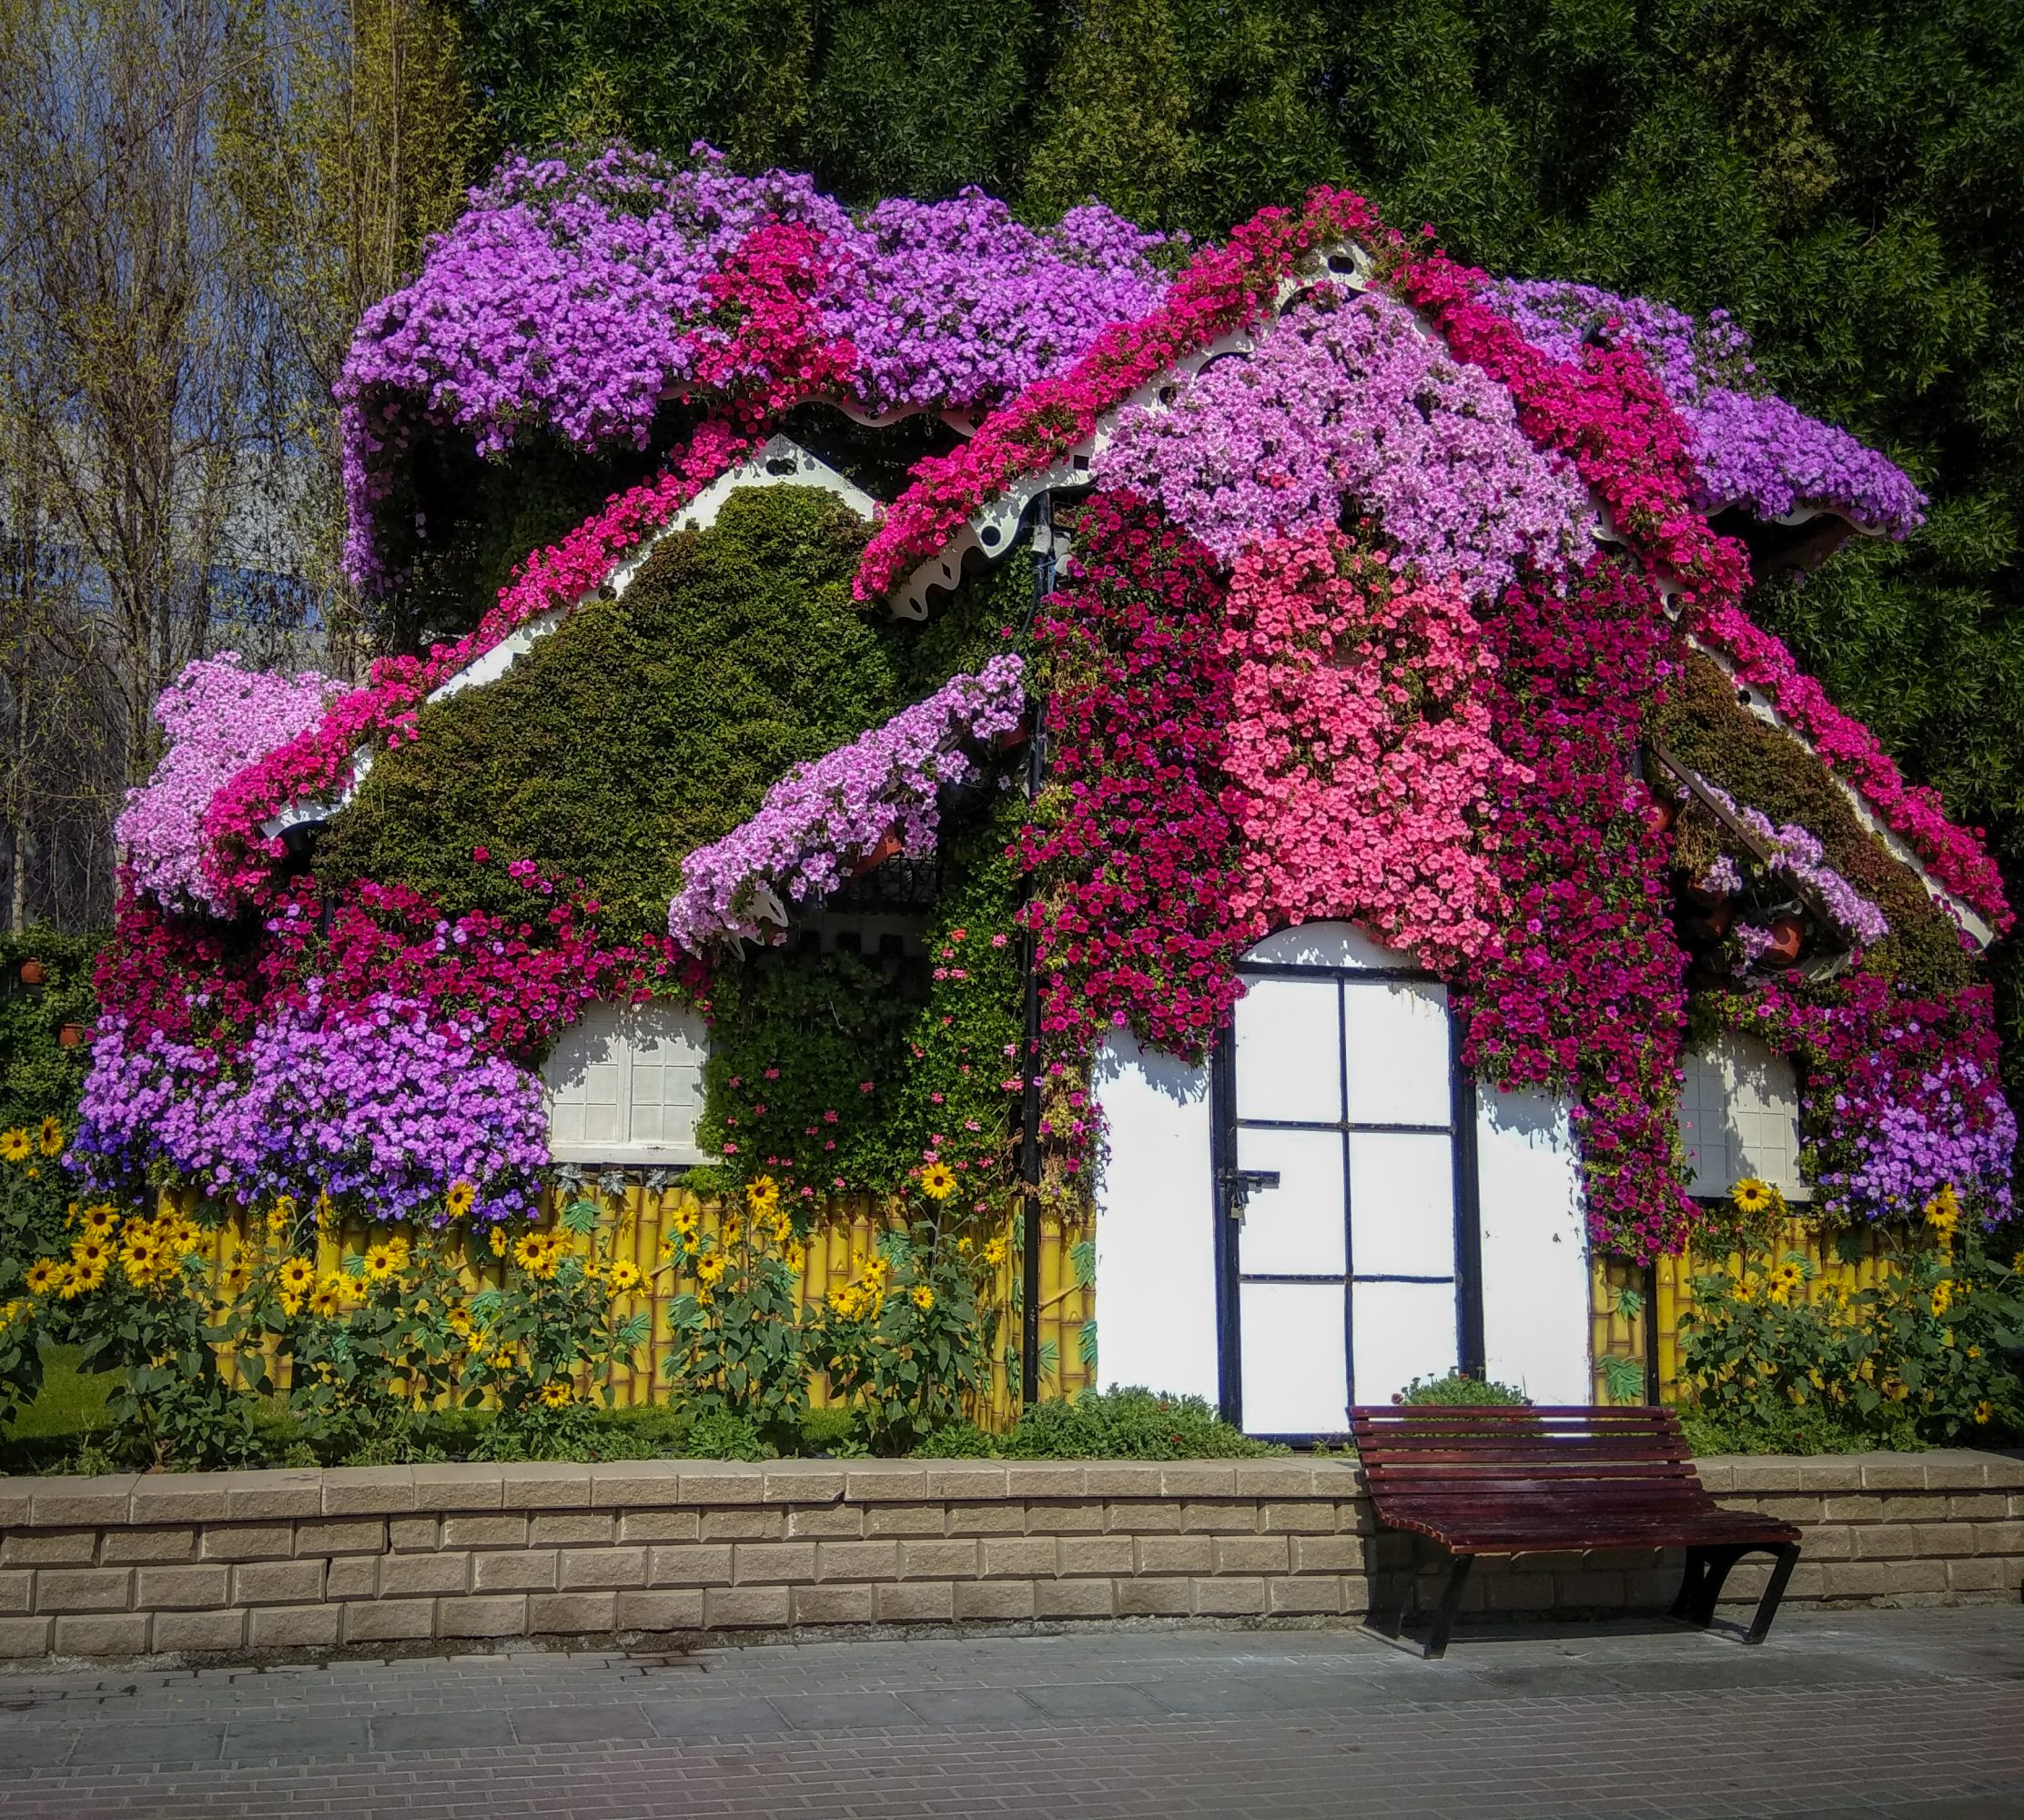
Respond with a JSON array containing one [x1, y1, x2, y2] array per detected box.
[[1221, 1168, 1280, 1222]]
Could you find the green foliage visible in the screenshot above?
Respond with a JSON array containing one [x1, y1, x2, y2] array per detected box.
[[996, 1386, 1285, 1459], [1394, 1371, 1532, 1407], [0, 933, 103, 1132], [319, 486, 900, 941]]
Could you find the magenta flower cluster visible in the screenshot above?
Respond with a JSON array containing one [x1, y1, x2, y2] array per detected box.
[[116, 653, 339, 915], [1479, 279, 1928, 537], [1096, 288, 1592, 601], [666, 656, 1027, 951]]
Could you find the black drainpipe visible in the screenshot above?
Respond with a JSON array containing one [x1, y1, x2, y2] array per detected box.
[[1018, 493, 1056, 1408]]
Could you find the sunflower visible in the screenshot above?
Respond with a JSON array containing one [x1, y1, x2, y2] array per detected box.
[[606, 1260, 642, 1294], [490, 1350, 515, 1370], [309, 1277, 343, 1318], [539, 1380, 574, 1410], [70, 1234, 112, 1271], [488, 1226, 509, 1256], [80, 1202, 119, 1238], [447, 1305, 473, 1338], [0, 1128, 29, 1163], [919, 1162, 957, 1200], [119, 1239, 162, 1286], [1729, 1178, 1775, 1217], [24, 1259, 62, 1296], [746, 1174, 780, 1215], [277, 1256, 316, 1298], [444, 1179, 476, 1220], [982, 1237, 1008, 1268], [361, 1242, 397, 1284], [910, 1284, 936, 1311], [63, 1259, 105, 1297], [695, 1251, 726, 1287], [37, 1116, 64, 1158], [784, 1242, 805, 1275]]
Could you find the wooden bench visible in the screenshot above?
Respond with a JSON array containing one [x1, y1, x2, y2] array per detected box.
[[1348, 1404, 1803, 1658]]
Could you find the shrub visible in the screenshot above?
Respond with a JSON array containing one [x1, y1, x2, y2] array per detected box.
[[1394, 1372, 1531, 1407], [997, 1387, 1283, 1460]]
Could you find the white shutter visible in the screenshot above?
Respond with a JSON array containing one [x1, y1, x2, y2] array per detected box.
[[1679, 1032, 1806, 1200], [542, 1000, 709, 1165]]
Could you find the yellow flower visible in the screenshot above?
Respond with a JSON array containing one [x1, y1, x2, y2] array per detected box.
[[361, 1243, 397, 1284], [63, 1260, 104, 1297], [278, 1256, 316, 1298], [911, 1285, 935, 1311], [315, 1190, 337, 1228], [445, 1179, 476, 1219], [490, 1350, 515, 1370], [721, 1218, 742, 1248], [37, 1116, 64, 1158], [511, 1234, 544, 1271], [386, 1234, 411, 1269], [0, 1128, 30, 1162], [956, 1236, 972, 1254], [982, 1238, 1007, 1269], [607, 1260, 642, 1294], [695, 1251, 726, 1287], [81, 1203, 118, 1238], [746, 1175, 779, 1214], [1729, 1178, 1775, 1217], [24, 1259, 62, 1296], [70, 1235, 112, 1272], [540, 1380, 574, 1410], [1930, 1279, 1954, 1317], [489, 1227, 508, 1256], [119, 1239, 161, 1286], [309, 1278, 343, 1318], [1973, 1400, 1993, 1425], [0, 1299, 28, 1330], [448, 1305, 473, 1336], [919, 1162, 957, 1200], [784, 1242, 805, 1275]]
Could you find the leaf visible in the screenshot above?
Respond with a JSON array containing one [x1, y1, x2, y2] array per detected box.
[[1069, 1239, 1096, 1290], [1615, 1285, 1644, 1320], [1078, 1319, 1098, 1371], [1600, 1355, 1646, 1403], [562, 1199, 600, 1236]]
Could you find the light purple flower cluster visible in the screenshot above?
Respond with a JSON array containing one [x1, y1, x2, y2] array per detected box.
[[74, 997, 550, 1223], [1703, 784, 1890, 947], [1479, 279, 1927, 536], [116, 653, 337, 916], [339, 144, 1167, 587], [1824, 1056, 2017, 1225], [1093, 288, 1593, 599], [668, 656, 1027, 950]]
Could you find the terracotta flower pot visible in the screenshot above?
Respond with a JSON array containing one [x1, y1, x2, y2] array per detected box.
[[996, 718, 1031, 755], [1759, 916, 1805, 967], [16, 958, 45, 986], [57, 1023, 86, 1049], [846, 828, 903, 882], [1685, 903, 1733, 941], [1646, 794, 1677, 835]]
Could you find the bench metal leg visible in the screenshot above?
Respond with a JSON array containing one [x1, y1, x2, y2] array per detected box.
[[1669, 1548, 1709, 1621], [1371, 1540, 1414, 1641], [1685, 1545, 1747, 1627], [1422, 1553, 1474, 1661], [1743, 1542, 1800, 1646]]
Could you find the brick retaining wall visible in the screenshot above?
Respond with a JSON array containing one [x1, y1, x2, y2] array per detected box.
[[0, 1451, 2015, 1660]]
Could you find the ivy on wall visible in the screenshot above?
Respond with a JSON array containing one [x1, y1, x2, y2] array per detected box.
[[0, 934, 101, 1131]]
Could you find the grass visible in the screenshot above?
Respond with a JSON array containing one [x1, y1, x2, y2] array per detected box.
[[6, 1342, 117, 1441]]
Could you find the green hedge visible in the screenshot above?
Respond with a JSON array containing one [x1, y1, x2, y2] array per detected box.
[[0, 932, 102, 1134]]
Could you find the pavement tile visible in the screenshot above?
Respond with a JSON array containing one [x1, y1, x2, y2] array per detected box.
[[765, 1689, 919, 1732], [221, 1714, 371, 1762], [640, 1695, 795, 1740], [508, 1702, 656, 1744], [368, 1710, 519, 1754]]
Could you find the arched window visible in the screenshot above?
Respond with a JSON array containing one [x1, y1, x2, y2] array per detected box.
[[541, 1000, 710, 1166], [1678, 1032, 1806, 1201]]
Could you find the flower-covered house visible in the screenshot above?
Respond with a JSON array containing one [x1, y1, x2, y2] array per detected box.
[[84, 147, 2016, 1440]]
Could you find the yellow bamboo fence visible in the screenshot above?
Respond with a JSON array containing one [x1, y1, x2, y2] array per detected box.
[[1590, 1218, 1893, 1406], [194, 1187, 1095, 1430]]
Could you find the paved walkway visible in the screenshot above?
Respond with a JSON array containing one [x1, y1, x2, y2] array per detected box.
[[0, 1607, 2017, 1817]]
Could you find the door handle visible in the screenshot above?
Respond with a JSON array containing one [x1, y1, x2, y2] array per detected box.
[[1221, 1168, 1280, 1221]]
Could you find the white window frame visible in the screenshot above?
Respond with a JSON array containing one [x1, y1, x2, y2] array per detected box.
[[541, 999, 711, 1167], [1679, 1031, 1806, 1202]]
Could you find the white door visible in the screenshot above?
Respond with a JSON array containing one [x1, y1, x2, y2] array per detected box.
[[1220, 930, 1465, 1438]]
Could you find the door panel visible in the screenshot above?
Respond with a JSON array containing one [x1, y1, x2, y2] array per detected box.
[[1234, 1127, 1346, 1277], [1239, 1281, 1350, 1435], [1233, 977, 1341, 1124], [1351, 1279, 1460, 1403], [1342, 979, 1450, 1125], [1346, 1132, 1457, 1279]]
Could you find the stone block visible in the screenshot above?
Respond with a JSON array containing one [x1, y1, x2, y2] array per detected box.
[[618, 1511, 702, 1544], [0, 1485, 29, 1526], [1212, 1535, 1290, 1575], [1290, 1533, 1364, 1573], [843, 1466, 936, 1503], [412, 1464, 505, 1514], [1981, 1455, 2024, 1490], [529, 1512, 614, 1547], [53, 1613, 149, 1655], [1755, 1493, 1828, 1524], [1115, 1578, 1192, 1617], [1024, 1501, 1106, 1535], [1181, 1500, 1260, 1534], [1947, 1556, 2020, 1594], [944, 1501, 1024, 1536], [319, 1466, 418, 1516], [1910, 1522, 1978, 1558], [325, 1556, 378, 1599], [35, 1568, 132, 1613], [1795, 1460, 1865, 1492], [293, 1518, 385, 1556], [435, 1595, 529, 1639], [864, 1503, 946, 1538], [787, 1505, 865, 1539], [649, 1543, 734, 1586], [1483, 1572, 1558, 1612], [699, 1508, 784, 1541], [101, 1527, 197, 1566], [1858, 1457, 1930, 1491], [1946, 1493, 2010, 1521], [981, 1537, 1057, 1579], [1190, 1575, 1267, 1616], [248, 1603, 342, 1649], [556, 1546, 645, 1591], [732, 1542, 819, 1584], [380, 1552, 471, 1597], [0, 1571, 28, 1615], [199, 1524, 296, 1562], [1728, 1460, 1807, 1492], [1972, 1521, 2024, 1556], [219, 1469, 322, 1522], [898, 1540, 978, 1581], [1802, 1524, 1855, 1561], [874, 1580, 954, 1623], [615, 1590, 703, 1632], [1269, 1576, 1346, 1615], [0, 1531, 95, 1566], [1078, 1464, 1165, 1498], [1232, 1461, 1332, 1499], [441, 1514, 530, 1550], [152, 1608, 247, 1653], [677, 1467, 766, 1506], [1108, 1500, 1182, 1534], [386, 1517, 440, 1552], [760, 1464, 845, 1505], [1134, 1535, 1212, 1575], [473, 1550, 559, 1593], [1033, 1576, 1114, 1619], [1261, 1501, 1340, 1534], [997, 1464, 1086, 1501], [495, 1461, 595, 1509], [133, 1564, 229, 1611], [127, 1476, 228, 1525], [791, 1582, 875, 1624], [814, 1541, 898, 1582], [702, 1583, 790, 1628], [1554, 1569, 1626, 1610], [232, 1559, 325, 1605], [341, 1599, 438, 1643], [587, 1461, 686, 1509], [1918, 1450, 1996, 1491], [527, 1592, 617, 1633], [29, 1476, 139, 1527], [1057, 1535, 1133, 1577], [0, 1616, 51, 1657], [955, 1579, 1034, 1621], [1819, 1560, 1912, 1600], [924, 1466, 1008, 1502], [1158, 1465, 1236, 1498]]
